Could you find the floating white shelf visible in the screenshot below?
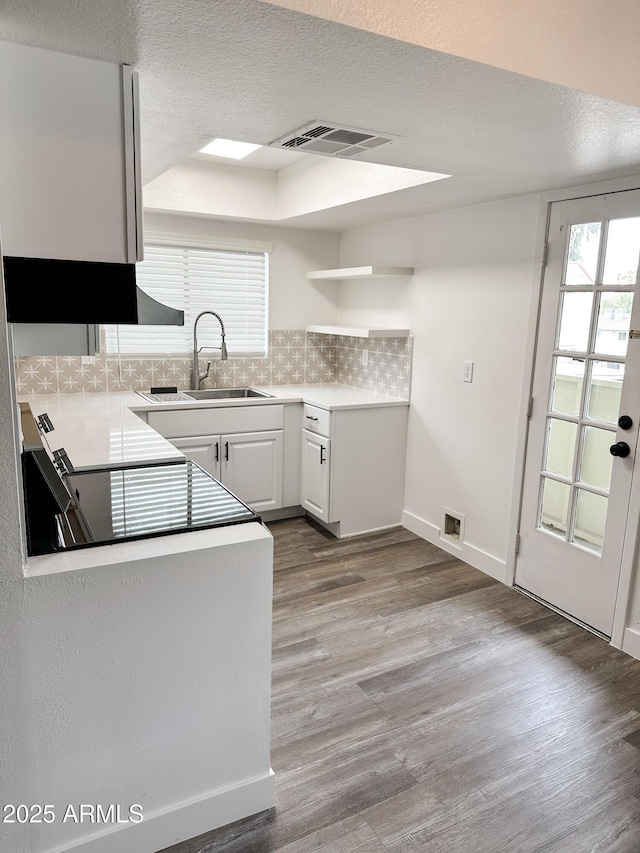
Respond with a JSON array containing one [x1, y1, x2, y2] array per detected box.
[[307, 266, 413, 281], [306, 324, 410, 339]]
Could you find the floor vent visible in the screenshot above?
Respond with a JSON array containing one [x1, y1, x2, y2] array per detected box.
[[441, 508, 465, 548], [270, 121, 402, 160]]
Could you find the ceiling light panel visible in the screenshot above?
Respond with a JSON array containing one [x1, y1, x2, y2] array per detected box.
[[199, 138, 261, 159]]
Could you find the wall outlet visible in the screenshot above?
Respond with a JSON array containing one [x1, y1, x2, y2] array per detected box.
[[81, 355, 94, 365], [463, 361, 474, 383], [361, 349, 369, 366]]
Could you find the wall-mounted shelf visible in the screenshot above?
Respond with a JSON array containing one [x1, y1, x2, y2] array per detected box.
[[306, 325, 410, 339], [307, 266, 413, 281]]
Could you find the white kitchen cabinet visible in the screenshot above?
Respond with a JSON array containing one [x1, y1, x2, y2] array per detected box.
[[301, 429, 331, 522], [171, 435, 221, 478], [147, 407, 285, 511], [144, 399, 408, 533], [171, 430, 283, 511], [0, 41, 143, 355], [11, 324, 101, 357], [0, 42, 141, 263], [147, 405, 284, 439], [223, 431, 283, 511], [301, 403, 408, 537]]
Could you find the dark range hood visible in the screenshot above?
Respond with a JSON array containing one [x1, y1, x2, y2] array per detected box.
[[3, 256, 184, 325]]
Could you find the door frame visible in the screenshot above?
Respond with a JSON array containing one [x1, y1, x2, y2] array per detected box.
[[506, 173, 640, 651]]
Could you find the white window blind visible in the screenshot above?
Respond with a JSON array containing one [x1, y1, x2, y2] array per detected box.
[[105, 243, 268, 356]]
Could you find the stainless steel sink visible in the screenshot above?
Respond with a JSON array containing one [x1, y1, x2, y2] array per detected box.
[[183, 387, 273, 400]]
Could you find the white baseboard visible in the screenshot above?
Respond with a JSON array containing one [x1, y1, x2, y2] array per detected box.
[[402, 510, 507, 584], [339, 522, 403, 539], [622, 628, 640, 662], [261, 506, 305, 522], [48, 770, 276, 853], [305, 510, 403, 539]]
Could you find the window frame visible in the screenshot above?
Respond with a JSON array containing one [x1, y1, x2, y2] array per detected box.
[[104, 232, 273, 358]]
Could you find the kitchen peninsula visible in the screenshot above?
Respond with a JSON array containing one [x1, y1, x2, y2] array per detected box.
[[12, 393, 275, 853]]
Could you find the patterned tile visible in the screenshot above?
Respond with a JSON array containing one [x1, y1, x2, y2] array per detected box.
[[13, 329, 412, 397], [213, 362, 236, 388], [333, 334, 413, 397]]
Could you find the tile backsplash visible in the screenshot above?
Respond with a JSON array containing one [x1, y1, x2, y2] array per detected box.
[[14, 330, 413, 397], [333, 333, 413, 397]]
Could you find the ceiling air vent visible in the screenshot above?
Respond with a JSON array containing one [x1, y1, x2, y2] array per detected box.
[[270, 121, 402, 160]]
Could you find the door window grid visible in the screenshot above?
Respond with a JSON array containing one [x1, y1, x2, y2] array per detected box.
[[538, 218, 635, 554]]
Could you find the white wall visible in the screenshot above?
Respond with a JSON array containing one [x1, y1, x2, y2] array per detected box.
[[0, 522, 274, 853], [276, 157, 446, 219], [0, 258, 32, 853], [144, 159, 278, 221], [144, 156, 445, 224], [338, 195, 541, 576], [144, 211, 341, 329]]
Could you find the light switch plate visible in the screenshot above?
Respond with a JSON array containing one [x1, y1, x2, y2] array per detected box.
[[463, 361, 474, 382]]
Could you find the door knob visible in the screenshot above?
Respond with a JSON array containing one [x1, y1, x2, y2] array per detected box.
[[610, 441, 631, 458], [618, 415, 633, 430]]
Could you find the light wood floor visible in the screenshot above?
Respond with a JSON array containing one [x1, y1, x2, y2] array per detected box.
[[161, 517, 640, 853]]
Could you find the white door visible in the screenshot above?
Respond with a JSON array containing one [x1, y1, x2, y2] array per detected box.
[[516, 190, 640, 635], [222, 430, 283, 511], [301, 429, 331, 522], [170, 435, 221, 479]]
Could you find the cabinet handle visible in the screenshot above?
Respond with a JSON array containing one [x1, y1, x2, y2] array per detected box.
[[320, 444, 326, 465], [225, 441, 229, 461], [215, 441, 219, 462], [306, 415, 319, 421]]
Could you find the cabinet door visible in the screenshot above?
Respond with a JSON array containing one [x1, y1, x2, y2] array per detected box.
[[12, 323, 100, 357], [170, 435, 221, 479], [301, 429, 331, 522], [0, 42, 137, 262], [222, 431, 283, 511]]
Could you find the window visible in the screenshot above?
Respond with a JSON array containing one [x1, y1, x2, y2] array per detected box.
[[105, 241, 269, 356]]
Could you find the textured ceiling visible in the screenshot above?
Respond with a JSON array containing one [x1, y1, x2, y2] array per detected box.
[[261, 0, 640, 109], [2, 0, 640, 229]]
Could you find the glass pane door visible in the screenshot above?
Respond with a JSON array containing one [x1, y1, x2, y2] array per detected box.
[[516, 189, 640, 637], [537, 217, 640, 555]]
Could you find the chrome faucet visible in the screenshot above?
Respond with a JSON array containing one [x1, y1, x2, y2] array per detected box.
[[192, 310, 228, 390]]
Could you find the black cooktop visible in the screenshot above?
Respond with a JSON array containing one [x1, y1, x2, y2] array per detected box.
[[24, 455, 259, 555]]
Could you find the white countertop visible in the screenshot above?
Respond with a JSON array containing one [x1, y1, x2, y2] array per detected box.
[[20, 391, 184, 471], [255, 383, 409, 410], [130, 383, 410, 412], [25, 519, 271, 578], [20, 383, 409, 471]]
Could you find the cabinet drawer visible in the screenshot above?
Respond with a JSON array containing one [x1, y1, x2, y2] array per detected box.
[[148, 404, 284, 438], [302, 403, 331, 437]]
